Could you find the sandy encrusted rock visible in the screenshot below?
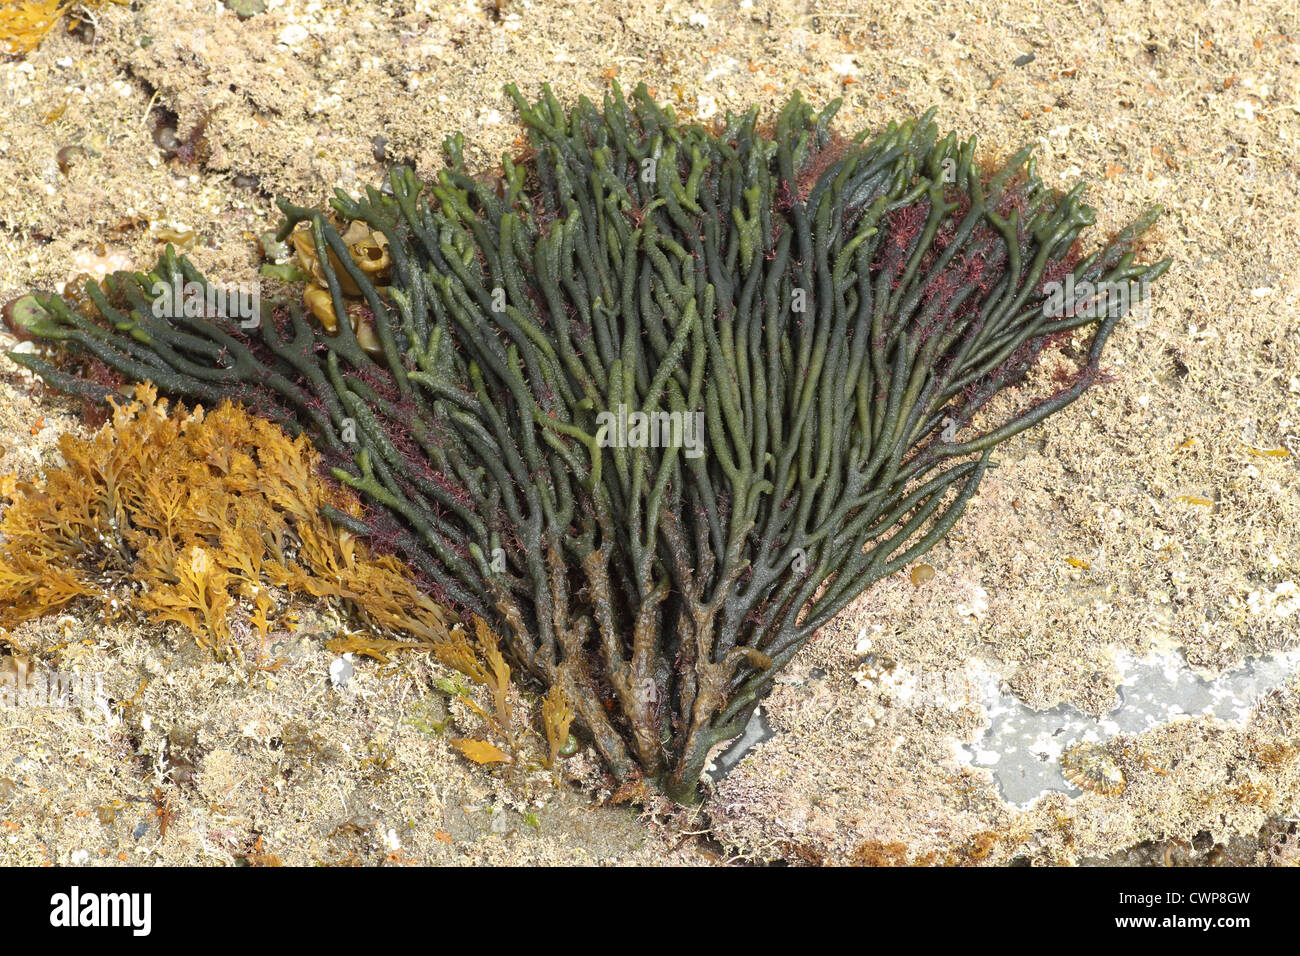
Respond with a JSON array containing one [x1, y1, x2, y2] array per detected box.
[[2, 0, 1298, 865]]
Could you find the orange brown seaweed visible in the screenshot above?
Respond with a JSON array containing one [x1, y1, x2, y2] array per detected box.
[[0, 387, 575, 778], [0, 384, 455, 660]]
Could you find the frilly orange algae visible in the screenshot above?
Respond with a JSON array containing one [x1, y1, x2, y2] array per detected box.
[[0, 386, 571, 777], [0, 383, 452, 661]]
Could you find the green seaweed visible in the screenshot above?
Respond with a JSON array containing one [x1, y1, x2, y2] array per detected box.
[[8, 83, 1168, 801]]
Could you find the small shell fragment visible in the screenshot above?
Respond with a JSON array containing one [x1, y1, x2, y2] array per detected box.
[[1060, 742, 1125, 796]]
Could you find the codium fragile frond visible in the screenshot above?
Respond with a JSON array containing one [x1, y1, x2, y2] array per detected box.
[[7, 84, 1168, 800]]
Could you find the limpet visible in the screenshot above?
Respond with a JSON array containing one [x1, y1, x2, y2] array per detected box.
[[1060, 742, 1125, 796]]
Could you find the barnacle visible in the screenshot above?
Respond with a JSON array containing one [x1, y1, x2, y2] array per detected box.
[[9, 83, 1168, 801]]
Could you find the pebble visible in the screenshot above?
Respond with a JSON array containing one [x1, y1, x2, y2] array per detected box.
[[278, 24, 309, 47]]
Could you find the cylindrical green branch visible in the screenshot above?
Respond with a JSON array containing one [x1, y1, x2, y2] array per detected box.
[[7, 81, 1168, 803]]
